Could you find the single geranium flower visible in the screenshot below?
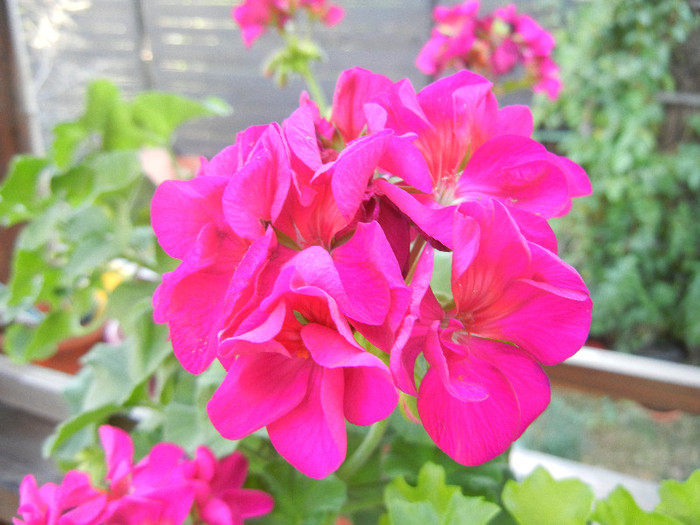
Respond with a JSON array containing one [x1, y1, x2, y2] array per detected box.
[[392, 201, 591, 465], [367, 70, 588, 250], [208, 248, 398, 479]]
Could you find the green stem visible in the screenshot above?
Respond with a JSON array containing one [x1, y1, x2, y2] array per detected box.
[[300, 63, 328, 115], [336, 418, 389, 481], [405, 236, 427, 285]]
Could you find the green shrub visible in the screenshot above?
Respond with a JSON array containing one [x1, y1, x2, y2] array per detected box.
[[535, 0, 700, 360]]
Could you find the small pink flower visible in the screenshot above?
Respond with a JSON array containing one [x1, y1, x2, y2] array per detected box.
[[15, 428, 274, 525], [232, 0, 344, 47], [416, 1, 562, 99], [13, 471, 106, 525], [186, 448, 274, 525], [99, 426, 195, 525]]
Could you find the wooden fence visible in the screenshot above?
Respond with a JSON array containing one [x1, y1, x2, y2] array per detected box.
[[8, 0, 572, 157]]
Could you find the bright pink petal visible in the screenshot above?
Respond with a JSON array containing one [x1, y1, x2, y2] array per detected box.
[[226, 489, 275, 520], [331, 67, 394, 142], [99, 425, 134, 487], [284, 104, 323, 175], [222, 124, 291, 240], [495, 104, 533, 137], [504, 207, 558, 253], [327, 130, 393, 221], [457, 135, 570, 218], [424, 327, 489, 403], [331, 221, 410, 335], [207, 352, 312, 439], [151, 176, 228, 259], [205, 125, 268, 177], [483, 249, 592, 365], [418, 353, 520, 465], [375, 178, 456, 249], [377, 134, 433, 193], [548, 153, 591, 199], [471, 339, 551, 432], [449, 203, 530, 324], [301, 323, 380, 369], [299, 322, 397, 424], [153, 222, 251, 373], [390, 246, 437, 395], [268, 367, 347, 479], [343, 365, 397, 425]]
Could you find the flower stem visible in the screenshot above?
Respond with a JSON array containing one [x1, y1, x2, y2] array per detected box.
[[336, 418, 389, 481], [300, 63, 328, 115]]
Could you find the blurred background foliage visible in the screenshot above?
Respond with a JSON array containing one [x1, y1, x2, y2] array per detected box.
[[534, 0, 700, 362]]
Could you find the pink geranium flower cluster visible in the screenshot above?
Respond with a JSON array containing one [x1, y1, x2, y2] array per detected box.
[[151, 67, 592, 478], [233, 0, 344, 47], [13, 426, 273, 525], [416, 0, 562, 99]]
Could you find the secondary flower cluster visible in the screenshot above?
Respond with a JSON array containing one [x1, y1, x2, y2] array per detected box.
[[13, 426, 273, 525], [233, 0, 344, 47], [416, 0, 562, 99], [151, 67, 592, 479]]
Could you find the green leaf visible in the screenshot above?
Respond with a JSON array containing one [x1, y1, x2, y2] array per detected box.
[[52, 121, 89, 168], [253, 457, 347, 525], [50, 164, 95, 205], [656, 470, 700, 524], [160, 361, 231, 456], [77, 339, 137, 411], [0, 155, 51, 224], [384, 462, 500, 525], [6, 248, 53, 308], [14, 200, 69, 251], [502, 467, 594, 525], [42, 402, 121, 457], [44, 316, 172, 457], [90, 150, 143, 196], [132, 92, 230, 145], [3, 309, 80, 361], [105, 279, 159, 328], [80, 79, 123, 133], [593, 486, 681, 525], [384, 419, 510, 503]]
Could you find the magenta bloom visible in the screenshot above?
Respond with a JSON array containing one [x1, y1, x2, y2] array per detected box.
[[152, 123, 293, 374], [368, 70, 589, 250], [393, 201, 591, 465], [99, 426, 195, 524], [151, 66, 592, 475], [233, 0, 344, 47], [187, 448, 274, 525], [13, 471, 105, 525], [416, 1, 562, 99], [416, 0, 480, 76], [208, 248, 398, 479], [14, 427, 274, 525]]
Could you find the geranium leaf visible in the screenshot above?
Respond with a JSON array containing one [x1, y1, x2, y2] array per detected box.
[[502, 467, 594, 525], [593, 486, 681, 525], [656, 470, 700, 524], [383, 462, 500, 525]]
